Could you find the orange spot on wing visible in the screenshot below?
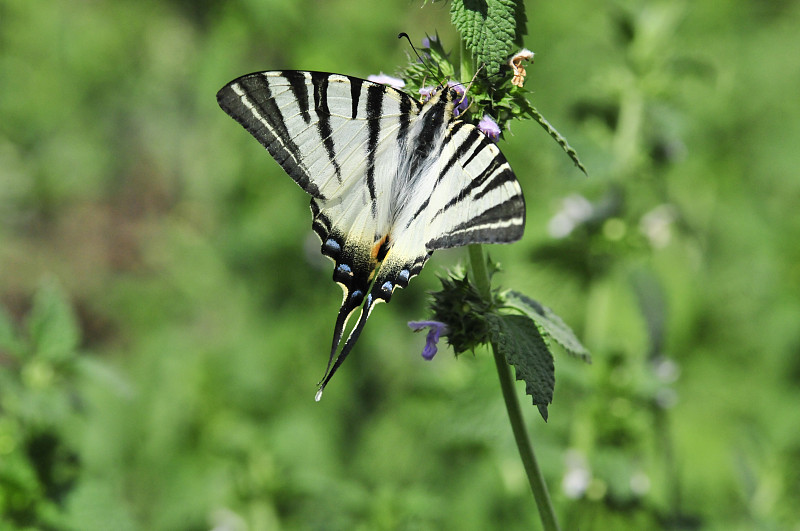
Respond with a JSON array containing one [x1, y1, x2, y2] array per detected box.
[[371, 234, 391, 261]]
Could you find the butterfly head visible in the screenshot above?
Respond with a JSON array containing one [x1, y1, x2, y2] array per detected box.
[[444, 82, 469, 117], [421, 82, 469, 118]]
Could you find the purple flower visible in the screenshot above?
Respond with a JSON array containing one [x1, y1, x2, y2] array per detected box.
[[367, 72, 405, 90], [447, 81, 469, 117], [421, 35, 437, 48], [478, 115, 501, 142], [419, 86, 435, 102], [408, 320, 449, 360], [447, 81, 465, 94]]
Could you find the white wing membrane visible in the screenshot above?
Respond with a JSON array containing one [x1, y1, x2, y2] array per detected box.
[[217, 71, 525, 397]]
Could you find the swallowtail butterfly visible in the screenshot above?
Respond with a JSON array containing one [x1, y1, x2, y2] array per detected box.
[[217, 71, 525, 399]]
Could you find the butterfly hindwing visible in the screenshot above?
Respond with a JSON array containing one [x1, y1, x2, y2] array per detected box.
[[217, 71, 526, 397], [418, 120, 525, 248]]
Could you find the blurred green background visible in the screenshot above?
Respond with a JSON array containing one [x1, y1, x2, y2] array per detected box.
[[1, 0, 799, 529]]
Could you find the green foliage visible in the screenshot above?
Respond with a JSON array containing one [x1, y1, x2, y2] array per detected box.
[[502, 290, 591, 362], [399, 32, 455, 93], [2, 0, 800, 529], [426, 262, 582, 422], [398, 29, 586, 173], [523, 105, 588, 174], [486, 313, 554, 419], [427, 272, 492, 354], [406, 0, 587, 439], [450, 0, 525, 76], [0, 281, 82, 529], [27, 280, 80, 364]]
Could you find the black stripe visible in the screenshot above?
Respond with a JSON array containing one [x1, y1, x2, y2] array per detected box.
[[365, 84, 385, 204], [417, 96, 448, 148], [435, 153, 505, 209], [311, 71, 330, 115], [474, 167, 517, 200], [397, 95, 413, 145], [365, 82, 385, 121], [435, 186, 470, 219], [236, 75, 295, 155], [433, 161, 514, 219], [226, 75, 323, 199], [310, 72, 342, 180], [426, 197, 525, 248], [435, 125, 480, 186], [312, 220, 329, 239], [409, 254, 430, 274], [406, 196, 430, 228], [349, 76, 362, 119], [474, 154, 505, 187], [408, 96, 448, 177], [283, 71, 310, 124], [460, 197, 525, 231], [462, 135, 491, 168], [310, 200, 332, 241], [404, 127, 482, 229]]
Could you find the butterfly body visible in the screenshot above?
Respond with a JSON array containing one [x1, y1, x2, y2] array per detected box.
[[217, 71, 525, 397]]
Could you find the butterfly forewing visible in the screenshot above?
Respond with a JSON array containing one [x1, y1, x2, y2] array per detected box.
[[217, 71, 525, 397]]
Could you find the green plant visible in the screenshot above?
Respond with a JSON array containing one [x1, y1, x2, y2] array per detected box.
[[394, 3, 592, 529], [0, 280, 83, 529]]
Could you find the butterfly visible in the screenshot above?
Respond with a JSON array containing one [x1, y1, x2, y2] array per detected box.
[[217, 71, 525, 399]]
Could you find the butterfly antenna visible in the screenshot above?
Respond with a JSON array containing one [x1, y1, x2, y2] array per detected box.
[[452, 63, 484, 109], [398, 32, 444, 85], [464, 63, 484, 95]]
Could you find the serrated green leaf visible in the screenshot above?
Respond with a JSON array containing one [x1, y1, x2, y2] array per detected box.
[[28, 280, 80, 363], [504, 291, 591, 363], [486, 313, 554, 420], [451, 0, 521, 76]]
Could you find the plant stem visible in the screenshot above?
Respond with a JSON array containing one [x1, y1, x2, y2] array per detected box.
[[468, 244, 562, 531], [491, 346, 561, 531], [467, 244, 492, 297]]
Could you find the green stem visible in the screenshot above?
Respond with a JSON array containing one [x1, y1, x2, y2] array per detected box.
[[467, 244, 561, 531], [467, 244, 491, 297]]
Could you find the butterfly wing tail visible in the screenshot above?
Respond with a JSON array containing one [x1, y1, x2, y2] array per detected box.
[[315, 253, 430, 400], [317, 293, 382, 400], [320, 290, 365, 387]]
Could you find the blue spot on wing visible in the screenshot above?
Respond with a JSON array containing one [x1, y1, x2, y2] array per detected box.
[[324, 238, 341, 253], [337, 263, 352, 275]]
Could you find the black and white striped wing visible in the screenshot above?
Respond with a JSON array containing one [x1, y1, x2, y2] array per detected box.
[[217, 70, 526, 398], [217, 71, 421, 389], [405, 120, 525, 250], [217, 71, 416, 202], [372, 118, 525, 307]]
